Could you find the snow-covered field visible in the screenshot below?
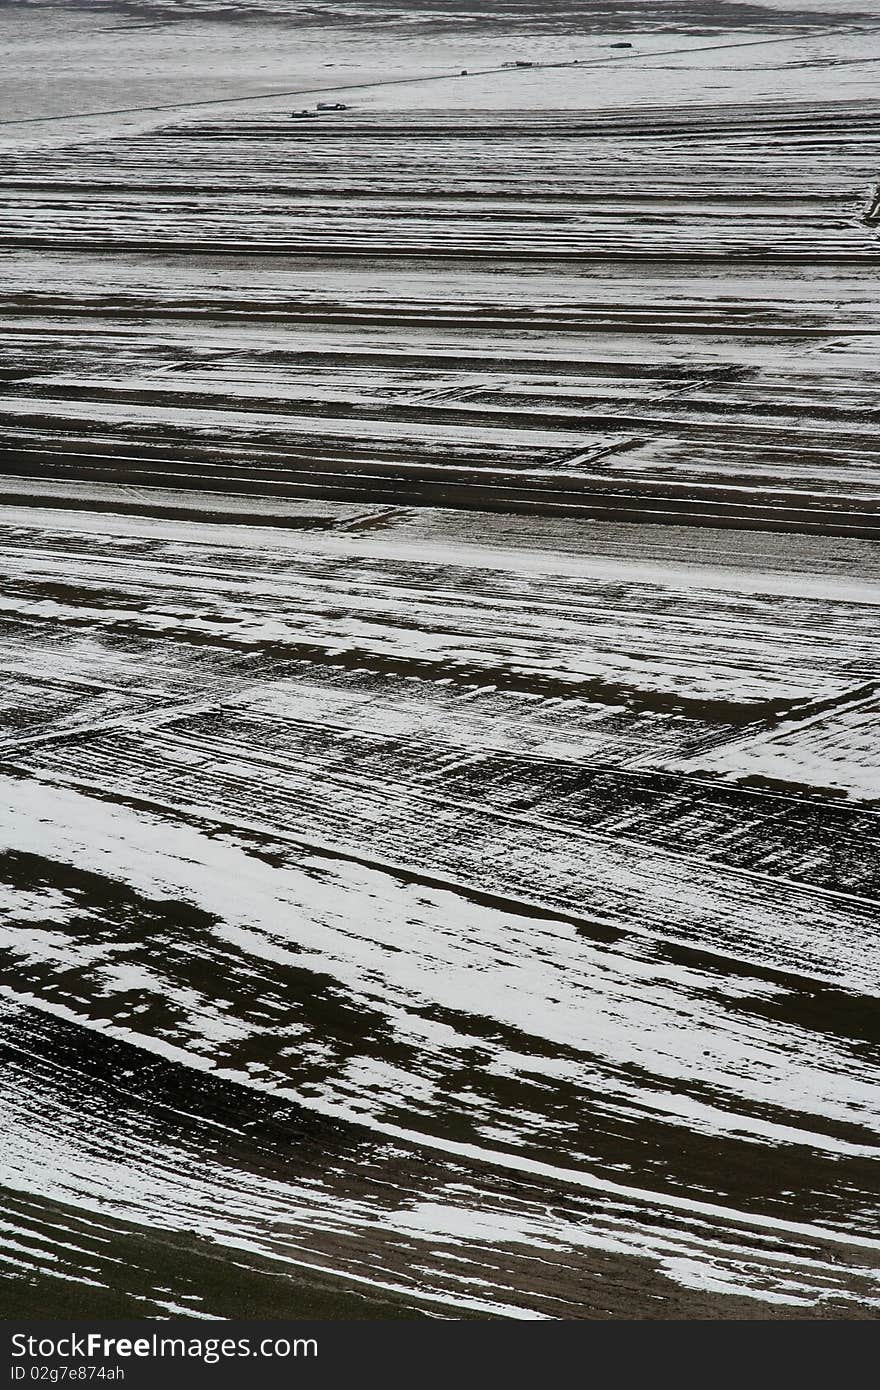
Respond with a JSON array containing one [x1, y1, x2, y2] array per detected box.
[[0, 0, 878, 1321]]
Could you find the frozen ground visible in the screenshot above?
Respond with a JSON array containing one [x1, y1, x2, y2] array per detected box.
[[0, 0, 878, 1321]]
